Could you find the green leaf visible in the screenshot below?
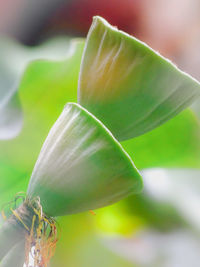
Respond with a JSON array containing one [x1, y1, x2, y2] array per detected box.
[[78, 16, 200, 141], [0, 39, 84, 207], [27, 103, 142, 216], [0, 37, 80, 140], [121, 109, 200, 169]]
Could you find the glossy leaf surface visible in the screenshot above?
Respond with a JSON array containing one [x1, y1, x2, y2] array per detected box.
[[78, 16, 200, 141], [27, 103, 142, 216]]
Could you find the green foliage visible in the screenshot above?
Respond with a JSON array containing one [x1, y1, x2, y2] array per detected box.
[[1, 16, 200, 267], [122, 109, 200, 169], [0, 39, 84, 207], [0, 37, 81, 140]]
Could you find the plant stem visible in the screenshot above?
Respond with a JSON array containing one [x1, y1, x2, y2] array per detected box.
[[0, 240, 25, 267], [0, 215, 26, 260]]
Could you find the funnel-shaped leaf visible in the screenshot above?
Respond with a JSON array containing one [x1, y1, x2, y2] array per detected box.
[[27, 103, 142, 216], [78, 16, 200, 141]]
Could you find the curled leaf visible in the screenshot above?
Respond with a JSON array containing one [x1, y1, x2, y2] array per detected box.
[[27, 103, 142, 216], [78, 16, 200, 141]]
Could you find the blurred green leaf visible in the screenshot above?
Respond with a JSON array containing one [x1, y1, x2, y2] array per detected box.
[[121, 109, 200, 169], [78, 16, 200, 141], [0, 39, 84, 207], [0, 37, 80, 140], [125, 191, 186, 232], [28, 103, 142, 216], [138, 168, 200, 231], [94, 201, 146, 236], [95, 168, 200, 236]]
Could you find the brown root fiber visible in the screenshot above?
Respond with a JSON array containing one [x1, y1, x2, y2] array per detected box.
[[2, 195, 58, 267]]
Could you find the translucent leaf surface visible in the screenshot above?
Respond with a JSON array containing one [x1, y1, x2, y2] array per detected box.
[[78, 16, 200, 141], [27, 103, 142, 216], [0, 39, 84, 207]]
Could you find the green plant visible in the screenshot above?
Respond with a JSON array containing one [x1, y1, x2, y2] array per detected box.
[[0, 16, 200, 267]]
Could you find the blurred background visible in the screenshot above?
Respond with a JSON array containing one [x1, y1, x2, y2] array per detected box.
[[1, 0, 200, 266], [1, 0, 200, 75]]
